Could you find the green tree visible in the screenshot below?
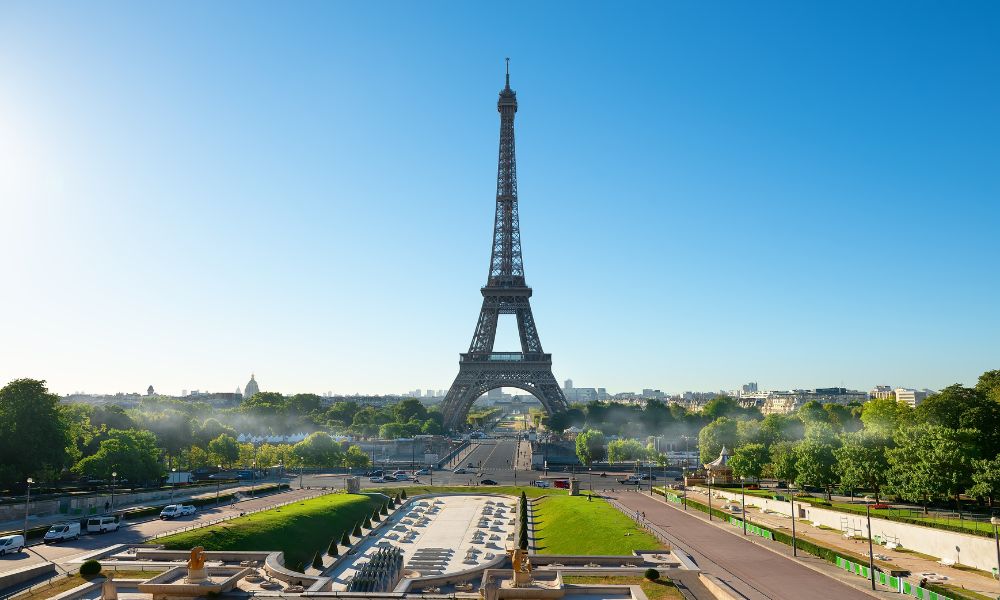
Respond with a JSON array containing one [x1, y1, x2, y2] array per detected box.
[[241, 391, 287, 416], [74, 429, 162, 485], [698, 417, 738, 463], [916, 384, 1000, 459], [342, 445, 371, 469], [797, 401, 829, 426], [969, 457, 1000, 507], [728, 443, 768, 482], [766, 441, 799, 483], [607, 439, 648, 463], [394, 398, 428, 423], [795, 439, 838, 500], [860, 397, 913, 434], [0, 379, 73, 488], [208, 434, 240, 468], [575, 430, 607, 465], [293, 432, 344, 467], [833, 431, 890, 501], [975, 369, 1000, 403], [378, 423, 406, 439], [887, 424, 978, 511]]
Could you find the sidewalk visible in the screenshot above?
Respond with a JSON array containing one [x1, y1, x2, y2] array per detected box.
[[694, 487, 1000, 599], [0, 479, 283, 536]]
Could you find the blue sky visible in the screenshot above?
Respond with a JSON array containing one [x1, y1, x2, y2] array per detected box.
[[1, 2, 998, 397]]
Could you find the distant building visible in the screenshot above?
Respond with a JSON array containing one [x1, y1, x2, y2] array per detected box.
[[146, 385, 155, 396], [894, 388, 930, 408], [564, 379, 573, 390], [757, 388, 868, 415], [741, 382, 758, 394], [870, 385, 894, 400], [243, 374, 260, 400]]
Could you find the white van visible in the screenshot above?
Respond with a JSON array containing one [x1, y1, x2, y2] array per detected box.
[[44, 522, 81, 543], [86, 516, 119, 534], [0, 535, 25, 555], [159, 505, 196, 520]]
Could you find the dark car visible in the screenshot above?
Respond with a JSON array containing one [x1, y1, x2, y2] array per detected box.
[[480, 479, 498, 485], [366, 470, 384, 478], [383, 475, 397, 482], [638, 474, 657, 480]]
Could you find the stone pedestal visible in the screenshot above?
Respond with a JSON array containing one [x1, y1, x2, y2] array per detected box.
[[184, 568, 208, 584], [101, 579, 117, 600], [568, 479, 580, 496], [345, 477, 361, 494]]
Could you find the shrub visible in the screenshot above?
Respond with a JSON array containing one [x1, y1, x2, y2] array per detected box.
[[312, 552, 324, 570], [644, 568, 660, 581], [80, 560, 102, 577], [401, 489, 407, 499], [353, 522, 363, 536], [371, 508, 381, 522], [380, 502, 389, 515], [341, 530, 351, 546], [364, 516, 372, 529], [327, 538, 338, 557]]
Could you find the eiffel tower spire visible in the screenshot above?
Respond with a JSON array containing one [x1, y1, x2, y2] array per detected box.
[[441, 61, 568, 431]]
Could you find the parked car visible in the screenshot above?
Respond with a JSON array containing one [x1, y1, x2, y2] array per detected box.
[[393, 473, 411, 481], [453, 467, 468, 474], [383, 475, 398, 482], [367, 470, 384, 478], [44, 522, 81, 543], [467, 462, 476, 468], [159, 505, 195, 520], [532, 480, 550, 488], [480, 479, 498, 485], [638, 474, 657, 480], [415, 469, 431, 475], [869, 503, 892, 510], [0, 535, 25, 555], [553, 480, 570, 489], [369, 476, 386, 483], [86, 516, 120, 533], [727, 505, 743, 513]]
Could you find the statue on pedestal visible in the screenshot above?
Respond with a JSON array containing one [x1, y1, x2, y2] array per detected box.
[[507, 548, 532, 587], [185, 546, 208, 583]]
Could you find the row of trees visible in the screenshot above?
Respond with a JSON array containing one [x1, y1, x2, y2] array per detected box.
[[0, 379, 375, 491]]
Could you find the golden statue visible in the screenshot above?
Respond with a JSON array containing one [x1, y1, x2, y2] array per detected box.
[[187, 546, 207, 571], [507, 548, 532, 587]]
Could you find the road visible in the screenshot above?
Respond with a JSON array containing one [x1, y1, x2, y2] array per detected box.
[[609, 491, 886, 600], [0, 487, 323, 578]]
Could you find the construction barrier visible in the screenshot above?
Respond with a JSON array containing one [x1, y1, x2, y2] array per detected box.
[[726, 517, 774, 540], [835, 556, 958, 600]]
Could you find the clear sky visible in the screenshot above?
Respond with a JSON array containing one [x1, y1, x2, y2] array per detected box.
[[2, 2, 998, 397]]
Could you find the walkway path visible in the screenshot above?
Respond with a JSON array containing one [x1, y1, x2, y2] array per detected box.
[[690, 487, 1000, 599], [608, 490, 893, 600]]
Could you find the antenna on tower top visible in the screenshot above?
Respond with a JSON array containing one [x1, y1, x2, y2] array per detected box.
[[505, 57, 510, 88]]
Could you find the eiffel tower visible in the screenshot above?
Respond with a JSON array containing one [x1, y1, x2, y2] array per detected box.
[[440, 61, 568, 431]]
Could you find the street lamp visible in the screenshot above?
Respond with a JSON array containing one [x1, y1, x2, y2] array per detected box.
[[990, 516, 999, 580], [866, 504, 876, 590], [790, 485, 798, 557], [110, 472, 117, 514], [682, 468, 688, 511], [23, 478, 34, 538], [216, 465, 222, 506], [171, 468, 177, 500], [741, 477, 747, 536], [707, 472, 713, 521]]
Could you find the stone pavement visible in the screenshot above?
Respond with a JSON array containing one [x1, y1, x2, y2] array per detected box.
[[694, 487, 1000, 599], [608, 490, 891, 600]]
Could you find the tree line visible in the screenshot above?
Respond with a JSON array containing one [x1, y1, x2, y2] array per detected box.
[[557, 370, 1000, 511]]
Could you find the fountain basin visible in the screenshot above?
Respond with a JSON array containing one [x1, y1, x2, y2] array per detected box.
[[138, 566, 250, 600]]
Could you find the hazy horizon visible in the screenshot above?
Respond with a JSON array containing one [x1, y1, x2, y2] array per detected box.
[[2, 3, 997, 398]]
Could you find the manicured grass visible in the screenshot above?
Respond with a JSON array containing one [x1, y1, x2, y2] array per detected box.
[[532, 495, 662, 555], [563, 576, 683, 600], [894, 547, 940, 561], [373, 485, 562, 499], [158, 492, 382, 571], [12, 571, 156, 600]]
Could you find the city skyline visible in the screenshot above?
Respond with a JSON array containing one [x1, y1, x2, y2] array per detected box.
[[2, 3, 998, 397]]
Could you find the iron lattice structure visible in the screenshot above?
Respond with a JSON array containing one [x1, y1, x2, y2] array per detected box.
[[441, 62, 568, 431]]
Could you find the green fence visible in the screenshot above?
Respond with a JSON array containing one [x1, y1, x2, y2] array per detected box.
[[726, 516, 775, 540], [835, 556, 958, 600]]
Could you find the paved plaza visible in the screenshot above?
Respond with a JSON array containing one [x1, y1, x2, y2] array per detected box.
[[328, 494, 515, 590]]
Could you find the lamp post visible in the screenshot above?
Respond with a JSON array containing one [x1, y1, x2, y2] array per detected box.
[[682, 468, 688, 511], [170, 468, 177, 500], [22, 478, 34, 538], [991, 517, 1000, 580], [110, 472, 117, 514], [741, 477, 747, 535], [866, 504, 876, 590], [707, 473, 713, 521], [251, 461, 257, 498], [790, 486, 798, 557], [216, 465, 222, 505]]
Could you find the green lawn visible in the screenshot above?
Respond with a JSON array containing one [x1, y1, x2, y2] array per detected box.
[[158, 492, 383, 571], [532, 495, 663, 555], [563, 576, 683, 600], [372, 485, 562, 499]]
